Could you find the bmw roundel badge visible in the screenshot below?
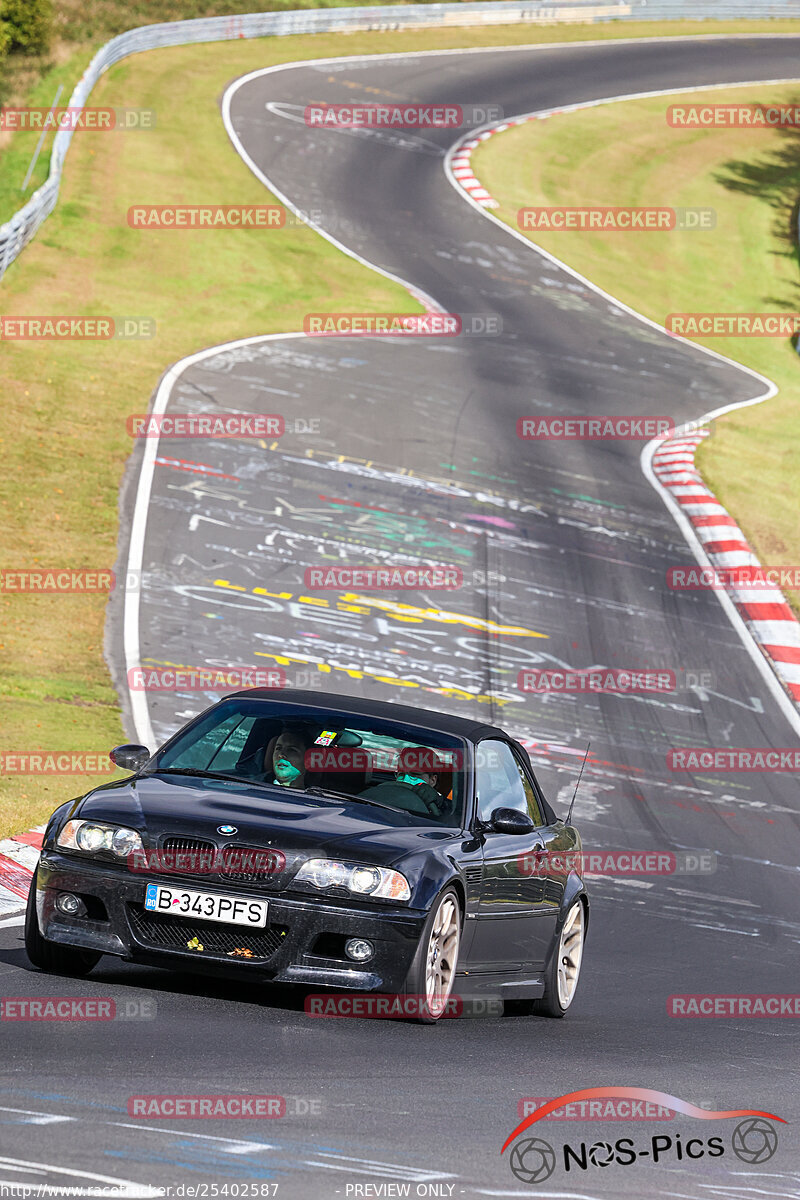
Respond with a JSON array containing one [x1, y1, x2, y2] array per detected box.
[[217, 825, 237, 836]]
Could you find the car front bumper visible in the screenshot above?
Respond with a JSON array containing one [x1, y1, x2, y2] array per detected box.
[[36, 852, 426, 992]]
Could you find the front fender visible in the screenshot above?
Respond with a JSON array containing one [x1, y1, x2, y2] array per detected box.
[[562, 872, 589, 936], [392, 848, 466, 914], [43, 800, 77, 849]]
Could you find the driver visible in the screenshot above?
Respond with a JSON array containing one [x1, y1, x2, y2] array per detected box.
[[269, 724, 316, 789], [359, 747, 449, 816]]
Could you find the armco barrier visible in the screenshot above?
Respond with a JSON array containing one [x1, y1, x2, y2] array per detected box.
[[0, 1, 798, 281]]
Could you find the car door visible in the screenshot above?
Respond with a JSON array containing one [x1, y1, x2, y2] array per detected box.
[[468, 739, 560, 972]]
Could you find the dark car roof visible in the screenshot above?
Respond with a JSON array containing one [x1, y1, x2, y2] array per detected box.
[[224, 687, 508, 742]]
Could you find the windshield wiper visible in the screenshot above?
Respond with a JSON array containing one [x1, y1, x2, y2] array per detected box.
[[305, 786, 398, 812], [304, 785, 358, 803]]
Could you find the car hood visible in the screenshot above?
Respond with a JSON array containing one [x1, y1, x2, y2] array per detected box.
[[73, 774, 459, 867]]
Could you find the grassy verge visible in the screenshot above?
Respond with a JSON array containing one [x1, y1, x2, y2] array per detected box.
[[1, 22, 799, 838], [0, 0, 389, 113], [0, 0, 385, 218], [4, 18, 800, 222], [473, 82, 800, 607]]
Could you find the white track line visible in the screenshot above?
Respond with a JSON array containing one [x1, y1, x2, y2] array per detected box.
[[0, 1107, 74, 1124], [0, 1157, 162, 1198]]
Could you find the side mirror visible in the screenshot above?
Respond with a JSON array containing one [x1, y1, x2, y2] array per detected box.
[[488, 807, 535, 835], [110, 744, 151, 772]]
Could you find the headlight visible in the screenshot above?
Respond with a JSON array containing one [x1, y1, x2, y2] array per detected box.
[[295, 859, 410, 901], [77, 824, 107, 853], [350, 866, 381, 894], [57, 819, 143, 859]]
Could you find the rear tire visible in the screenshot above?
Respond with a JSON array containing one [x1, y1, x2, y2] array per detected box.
[[401, 886, 462, 1024], [24, 869, 101, 977], [534, 898, 585, 1018]]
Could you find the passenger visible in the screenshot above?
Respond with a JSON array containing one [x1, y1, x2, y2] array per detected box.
[[359, 747, 448, 816]]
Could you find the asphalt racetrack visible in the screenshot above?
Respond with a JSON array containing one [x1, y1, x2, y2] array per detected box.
[[3, 33, 800, 1200]]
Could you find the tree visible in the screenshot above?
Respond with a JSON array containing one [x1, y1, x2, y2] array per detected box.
[[0, 0, 54, 55]]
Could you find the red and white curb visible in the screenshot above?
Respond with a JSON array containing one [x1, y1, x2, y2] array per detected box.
[[449, 112, 564, 208], [0, 826, 42, 915], [652, 429, 800, 704], [450, 129, 505, 208]]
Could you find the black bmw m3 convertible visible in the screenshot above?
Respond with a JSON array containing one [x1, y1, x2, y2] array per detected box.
[[26, 689, 588, 1021]]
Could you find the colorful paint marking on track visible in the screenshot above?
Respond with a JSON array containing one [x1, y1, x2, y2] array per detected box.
[[155, 456, 241, 482]]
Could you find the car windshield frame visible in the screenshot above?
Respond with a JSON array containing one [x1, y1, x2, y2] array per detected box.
[[141, 696, 470, 827]]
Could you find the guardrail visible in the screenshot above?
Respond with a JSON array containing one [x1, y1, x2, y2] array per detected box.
[[1, 0, 798, 280]]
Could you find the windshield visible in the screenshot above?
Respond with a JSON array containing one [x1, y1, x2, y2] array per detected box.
[[144, 698, 467, 826]]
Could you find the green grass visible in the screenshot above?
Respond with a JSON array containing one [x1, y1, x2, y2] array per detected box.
[[4, 16, 800, 223], [474, 83, 800, 606], [1, 21, 799, 838]]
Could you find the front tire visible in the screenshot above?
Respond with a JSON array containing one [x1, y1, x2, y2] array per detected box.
[[401, 886, 462, 1023], [534, 898, 585, 1018], [24, 869, 101, 977]]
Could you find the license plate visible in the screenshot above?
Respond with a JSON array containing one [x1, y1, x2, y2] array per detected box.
[[144, 883, 268, 928]]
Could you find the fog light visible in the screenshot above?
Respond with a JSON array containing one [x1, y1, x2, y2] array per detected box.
[[345, 938, 374, 962], [56, 892, 86, 917]]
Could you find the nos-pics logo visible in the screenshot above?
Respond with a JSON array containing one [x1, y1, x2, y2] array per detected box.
[[502, 1088, 783, 1184]]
